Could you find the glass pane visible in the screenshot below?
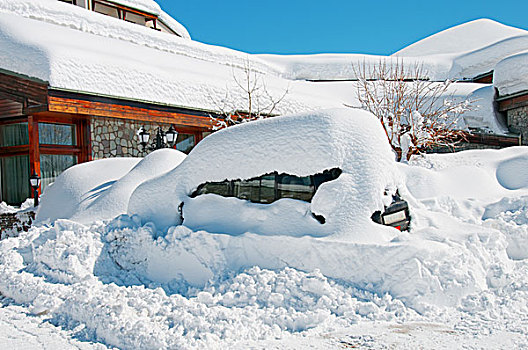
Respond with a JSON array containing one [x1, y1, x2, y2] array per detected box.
[[40, 154, 77, 192], [0, 123, 29, 147], [204, 182, 232, 197], [176, 134, 195, 154], [234, 178, 260, 202], [0, 155, 30, 205], [277, 174, 314, 202], [39, 123, 76, 146], [259, 174, 276, 203]]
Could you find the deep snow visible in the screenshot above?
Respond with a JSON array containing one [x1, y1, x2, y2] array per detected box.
[[1, 114, 528, 348]]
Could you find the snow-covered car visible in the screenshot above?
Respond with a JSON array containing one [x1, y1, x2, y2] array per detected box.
[[128, 108, 410, 242]]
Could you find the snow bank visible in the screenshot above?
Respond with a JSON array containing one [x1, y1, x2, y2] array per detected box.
[[129, 108, 399, 241], [37, 149, 186, 224], [393, 19, 527, 57], [450, 34, 528, 80]]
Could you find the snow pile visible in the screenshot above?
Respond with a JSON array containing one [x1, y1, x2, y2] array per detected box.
[[0, 144, 528, 347], [260, 19, 528, 83], [37, 149, 186, 224], [129, 109, 398, 241], [0, 198, 33, 214], [36, 158, 140, 224]]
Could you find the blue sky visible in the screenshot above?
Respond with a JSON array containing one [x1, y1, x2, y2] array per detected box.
[[157, 0, 528, 55]]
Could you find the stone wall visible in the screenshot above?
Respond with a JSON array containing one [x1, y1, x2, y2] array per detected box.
[[91, 117, 175, 159], [507, 106, 528, 145], [0, 210, 35, 240]]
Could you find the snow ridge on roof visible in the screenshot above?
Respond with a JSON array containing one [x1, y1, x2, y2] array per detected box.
[[393, 18, 527, 57]]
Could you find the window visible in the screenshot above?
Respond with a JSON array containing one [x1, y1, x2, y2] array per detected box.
[[40, 154, 77, 191], [234, 178, 260, 202], [39, 123, 76, 146], [0, 155, 30, 205], [191, 168, 342, 205], [0, 123, 29, 147], [277, 174, 314, 202], [259, 174, 276, 203], [176, 134, 195, 154]]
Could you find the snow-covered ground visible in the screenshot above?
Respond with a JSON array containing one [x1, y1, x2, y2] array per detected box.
[[1, 109, 528, 349]]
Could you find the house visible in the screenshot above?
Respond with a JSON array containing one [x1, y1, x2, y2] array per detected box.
[[0, 0, 212, 205]]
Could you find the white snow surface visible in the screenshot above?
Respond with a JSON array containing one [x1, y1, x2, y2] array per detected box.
[[260, 19, 528, 83], [1, 143, 528, 348], [393, 18, 528, 57], [494, 50, 528, 96]]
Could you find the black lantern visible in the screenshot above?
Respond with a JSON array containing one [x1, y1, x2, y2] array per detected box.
[[29, 172, 41, 207], [137, 126, 150, 148], [165, 125, 178, 147], [137, 125, 178, 153]]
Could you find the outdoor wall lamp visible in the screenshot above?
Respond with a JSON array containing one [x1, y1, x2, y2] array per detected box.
[[137, 125, 178, 152], [29, 172, 41, 207]]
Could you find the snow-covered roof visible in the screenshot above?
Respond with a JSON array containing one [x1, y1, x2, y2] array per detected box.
[[0, 0, 190, 39], [393, 19, 527, 57], [0, 3, 511, 134], [494, 50, 528, 96]]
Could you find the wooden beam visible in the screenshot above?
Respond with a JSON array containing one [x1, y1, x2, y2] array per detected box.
[[498, 93, 528, 112], [0, 145, 29, 156], [40, 144, 82, 155], [0, 71, 48, 105], [93, 0, 157, 18], [48, 96, 213, 129], [27, 116, 41, 195]]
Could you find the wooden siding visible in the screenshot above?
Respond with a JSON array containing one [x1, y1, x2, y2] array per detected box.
[[0, 71, 48, 107], [498, 92, 528, 112], [463, 131, 520, 147], [0, 99, 22, 118], [48, 94, 213, 130]]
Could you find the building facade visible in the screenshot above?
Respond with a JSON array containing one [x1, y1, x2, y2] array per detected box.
[[0, 71, 212, 205]]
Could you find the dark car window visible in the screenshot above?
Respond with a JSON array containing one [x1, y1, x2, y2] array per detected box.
[[277, 174, 314, 202], [191, 168, 342, 205]]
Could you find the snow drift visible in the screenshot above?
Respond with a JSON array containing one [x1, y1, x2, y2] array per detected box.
[[1, 138, 528, 348]]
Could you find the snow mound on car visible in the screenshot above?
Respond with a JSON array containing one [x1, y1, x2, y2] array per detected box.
[[37, 149, 186, 224], [128, 108, 400, 242]]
